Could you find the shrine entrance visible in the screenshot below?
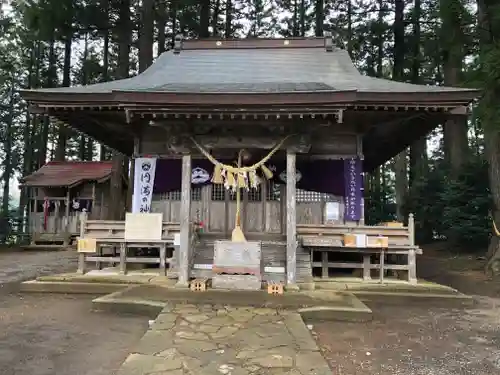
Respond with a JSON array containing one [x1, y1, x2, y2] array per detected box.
[[207, 182, 284, 236]]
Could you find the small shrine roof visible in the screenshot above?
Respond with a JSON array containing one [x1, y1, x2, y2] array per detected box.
[[21, 161, 114, 188]]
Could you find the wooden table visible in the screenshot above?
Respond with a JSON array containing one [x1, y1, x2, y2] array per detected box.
[[78, 238, 174, 275]]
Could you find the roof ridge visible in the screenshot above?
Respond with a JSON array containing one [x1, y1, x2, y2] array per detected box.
[[180, 37, 328, 51]]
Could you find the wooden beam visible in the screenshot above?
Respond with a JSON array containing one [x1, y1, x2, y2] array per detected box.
[[191, 134, 311, 152]]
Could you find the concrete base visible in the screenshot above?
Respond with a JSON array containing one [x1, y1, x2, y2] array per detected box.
[[20, 272, 474, 311], [286, 283, 300, 292], [85, 284, 373, 322], [212, 274, 261, 290], [313, 277, 474, 307], [20, 280, 129, 295], [92, 288, 166, 317], [174, 281, 190, 289]]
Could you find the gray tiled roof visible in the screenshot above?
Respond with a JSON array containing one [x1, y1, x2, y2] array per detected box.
[[32, 47, 473, 94]]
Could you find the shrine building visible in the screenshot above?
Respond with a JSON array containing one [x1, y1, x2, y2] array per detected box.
[[21, 35, 479, 290]]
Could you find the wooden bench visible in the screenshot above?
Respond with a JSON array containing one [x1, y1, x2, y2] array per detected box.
[[308, 245, 422, 284], [298, 214, 420, 284], [77, 214, 180, 275]]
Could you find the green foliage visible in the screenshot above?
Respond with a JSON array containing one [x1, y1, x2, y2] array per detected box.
[[408, 157, 491, 249]]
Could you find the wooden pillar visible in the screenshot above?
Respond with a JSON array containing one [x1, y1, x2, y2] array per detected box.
[[129, 136, 140, 212], [408, 213, 417, 284], [176, 153, 191, 287], [356, 134, 365, 225], [64, 188, 70, 242], [286, 150, 299, 290], [77, 212, 87, 274]]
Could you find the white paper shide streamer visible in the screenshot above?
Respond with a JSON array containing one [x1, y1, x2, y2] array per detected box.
[[132, 158, 157, 213]]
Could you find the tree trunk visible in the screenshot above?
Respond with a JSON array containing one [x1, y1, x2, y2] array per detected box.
[[157, 0, 167, 54], [55, 36, 72, 161], [139, 0, 154, 73], [212, 0, 220, 37], [1, 80, 15, 214], [314, 0, 324, 36], [392, 0, 407, 221], [409, 0, 428, 187], [108, 0, 131, 220], [224, 0, 231, 38], [18, 44, 36, 220], [440, 0, 468, 174], [299, 0, 305, 37], [79, 33, 89, 161], [199, 0, 210, 37], [100, 0, 110, 160], [478, 0, 500, 276], [39, 36, 56, 167], [347, 0, 353, 57]]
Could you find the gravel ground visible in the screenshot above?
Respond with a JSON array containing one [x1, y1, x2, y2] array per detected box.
[[0, 249, 77, 284], [0, 249, 148, 375], [314, 252, 500, 375], [2, 247, 500, 375]]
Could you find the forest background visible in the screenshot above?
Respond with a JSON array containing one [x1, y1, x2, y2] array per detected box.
[[1, 0, 500, 274]]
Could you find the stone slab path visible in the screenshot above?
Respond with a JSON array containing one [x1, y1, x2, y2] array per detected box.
[[117, 304, 332, 375]]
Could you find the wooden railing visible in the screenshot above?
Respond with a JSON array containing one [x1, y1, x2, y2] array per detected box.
[[297, 214, 420, 284], [82, 218, 180, 240]]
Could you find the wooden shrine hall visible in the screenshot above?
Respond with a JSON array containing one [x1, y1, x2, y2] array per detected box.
[[21, 34, 480, 290]]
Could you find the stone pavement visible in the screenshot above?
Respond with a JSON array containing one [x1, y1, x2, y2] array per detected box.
[[117, 303, 333, 375]]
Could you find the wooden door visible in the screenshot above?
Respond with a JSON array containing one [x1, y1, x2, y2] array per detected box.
[[206, 181, 283, 235]]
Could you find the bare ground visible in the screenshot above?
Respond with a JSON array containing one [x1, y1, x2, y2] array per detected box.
[[315, 244, 500, 375], [0, 249, 148, 375], [2, 246, 500, 375]]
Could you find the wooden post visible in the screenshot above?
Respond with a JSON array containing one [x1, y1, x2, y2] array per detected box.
[[286, 150, 299, 290], [77, 212, 87, 274], [321, 251, 328, 278], [63, 188, 71, 245], [363, 255, 371, 281], [408, 213, 417, 284], [159, 243, 167, 276], [91, 183, 96, 218], [176, 153, 191, 288], [129, 136, 140, 212], [356, 134, 365, 225], [31, 195, 38, 244], [119, 242, 127, 274]]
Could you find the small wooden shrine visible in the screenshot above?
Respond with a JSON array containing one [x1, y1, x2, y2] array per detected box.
[[21, 35, 479, 287], [20, 161, 126, 248]]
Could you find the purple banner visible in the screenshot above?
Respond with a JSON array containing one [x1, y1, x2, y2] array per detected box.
[[343, 158, 363, 221], [152, 158, 346, 196]]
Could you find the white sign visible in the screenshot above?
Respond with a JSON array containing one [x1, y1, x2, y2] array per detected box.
[[355, 234, 367, 248], [173, 233, 180, 246], [124, 213, 163, 241], [132, 158, 157, 213], [325, 201, 340, 222], [192, 167, 210, 184]]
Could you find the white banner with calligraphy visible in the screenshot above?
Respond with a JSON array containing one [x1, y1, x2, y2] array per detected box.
[[132, 158, 157, 213]]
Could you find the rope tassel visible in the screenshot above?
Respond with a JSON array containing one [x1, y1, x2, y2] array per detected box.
[[260, 164, 273, 180], [212, 164, 223, 184], [237, 171, 247, 189]]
